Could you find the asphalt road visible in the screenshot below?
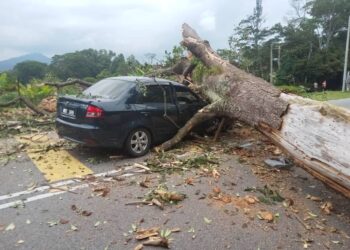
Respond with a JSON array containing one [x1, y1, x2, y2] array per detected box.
[[329, 98, 350, 109], [1, 130, 350, 250]]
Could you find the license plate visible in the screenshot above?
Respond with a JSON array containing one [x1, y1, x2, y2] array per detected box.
[[62, 107, 76, 118]]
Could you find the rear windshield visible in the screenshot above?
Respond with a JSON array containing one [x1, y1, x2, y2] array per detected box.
[[83, 79, 134, 99]]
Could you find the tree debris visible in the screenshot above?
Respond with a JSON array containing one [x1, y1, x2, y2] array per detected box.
[[245, 185, 284, 205], [320, 202, 333, 215], [144, 185, 186, 205], [257, 211, 274, 223]]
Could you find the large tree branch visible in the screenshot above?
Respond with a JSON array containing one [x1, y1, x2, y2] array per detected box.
[[44, 78, 92, 88], [156, 106, 217, 151]]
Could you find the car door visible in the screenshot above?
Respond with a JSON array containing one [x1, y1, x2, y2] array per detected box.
[[136, 84, 179, 143], [174, 86, 205, 126]]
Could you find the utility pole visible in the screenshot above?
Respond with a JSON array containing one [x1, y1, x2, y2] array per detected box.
[[270, 43, 273, 84], [342, 15, 350, 92]]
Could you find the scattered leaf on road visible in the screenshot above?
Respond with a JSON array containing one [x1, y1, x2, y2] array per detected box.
[[244, 195, 259, 204], [136, 227, 160, 240], [151, 198, 164, 210], [170, 227, 181, 233], [257, 211, 274, 223], [320, 202, 333, 215], [70, 224, 78, 231], [81, 210, 92, 216], [204, 217, 212, 224], [306, 194, 322, 202], [93, 186, 110, 197], [282, 198, 294, 208], [212, 168, 220, 180], [134, 244, 143, 250], [307, 212, 318, 218], [185, 177, 194, 185], [59, 219, 69, 225], [143, 237, 169, 248], [5, 223, 15, 231], [213, 187, 221, 194], [140, 177, 151, 188], [188, 227, 195, 233], [47, 221, 58, 227]]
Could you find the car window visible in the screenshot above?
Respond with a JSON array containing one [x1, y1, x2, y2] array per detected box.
[[83, 79, 134, 99], [136, 85, 173, 104], [175, 88, 199, 104]]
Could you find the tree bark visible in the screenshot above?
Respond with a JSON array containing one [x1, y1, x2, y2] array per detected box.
[[160, 23, 350, 198]]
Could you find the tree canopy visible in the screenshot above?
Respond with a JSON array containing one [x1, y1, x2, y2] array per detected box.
[[227, 0, 350, 88], [14, 61, 48, 84]]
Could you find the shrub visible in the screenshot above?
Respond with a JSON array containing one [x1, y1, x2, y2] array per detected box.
[[19, 82, 55, 104]]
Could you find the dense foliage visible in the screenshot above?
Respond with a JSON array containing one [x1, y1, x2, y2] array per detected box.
[[14, 61, 48, 84], [226, 0, 350, 89]]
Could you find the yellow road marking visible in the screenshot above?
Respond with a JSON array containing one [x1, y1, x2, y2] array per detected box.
[[17, 134, 93, 182]]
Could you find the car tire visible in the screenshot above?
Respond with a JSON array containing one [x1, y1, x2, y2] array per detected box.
[[125, 128, 152, 157]]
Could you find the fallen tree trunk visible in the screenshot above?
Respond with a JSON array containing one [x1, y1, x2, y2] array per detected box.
[[158, 23, 350, 198]]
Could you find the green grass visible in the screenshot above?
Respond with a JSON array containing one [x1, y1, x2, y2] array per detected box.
[[302, 91, 350, 101], [276, 85, 350, 101]]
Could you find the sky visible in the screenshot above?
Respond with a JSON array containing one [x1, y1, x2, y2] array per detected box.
[[0, 0, 292, 61]]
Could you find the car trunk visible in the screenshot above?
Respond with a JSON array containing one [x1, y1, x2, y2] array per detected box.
[[57, 96, 101, 125]]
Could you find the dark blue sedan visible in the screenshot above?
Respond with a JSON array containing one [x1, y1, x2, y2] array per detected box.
[[56, 76, 206, 156]]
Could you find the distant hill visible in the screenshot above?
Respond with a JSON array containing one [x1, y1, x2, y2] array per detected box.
[[0, 53, 51, 72]]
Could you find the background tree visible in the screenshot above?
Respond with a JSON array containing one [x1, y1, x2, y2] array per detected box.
[[226, 0, 350, 88], [228, 0, 268, 78], [110, 53, 129, 75], [145, 53, 157, 65], [49, 49, 116, 80], [14, 61, 48, 84], [164, 46, 185, 67], [126, 55, 141, 73]]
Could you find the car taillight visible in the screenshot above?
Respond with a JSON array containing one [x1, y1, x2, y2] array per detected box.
[[86, 105, 103, 118]]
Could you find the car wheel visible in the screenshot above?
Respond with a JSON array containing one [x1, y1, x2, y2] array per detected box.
[[125, 128, 151, 157]]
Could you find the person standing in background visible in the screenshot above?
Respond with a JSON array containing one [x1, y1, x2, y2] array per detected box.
[[322, 80, 327, 92]]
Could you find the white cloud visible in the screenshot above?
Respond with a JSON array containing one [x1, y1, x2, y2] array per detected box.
[[199, 11, 216, 31], [0, 0, 291, 61]]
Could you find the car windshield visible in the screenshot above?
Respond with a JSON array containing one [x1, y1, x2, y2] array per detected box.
[[82, 79, 134, 99]]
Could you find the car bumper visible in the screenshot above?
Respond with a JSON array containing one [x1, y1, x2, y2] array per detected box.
[[56, 118, 123, 148]]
